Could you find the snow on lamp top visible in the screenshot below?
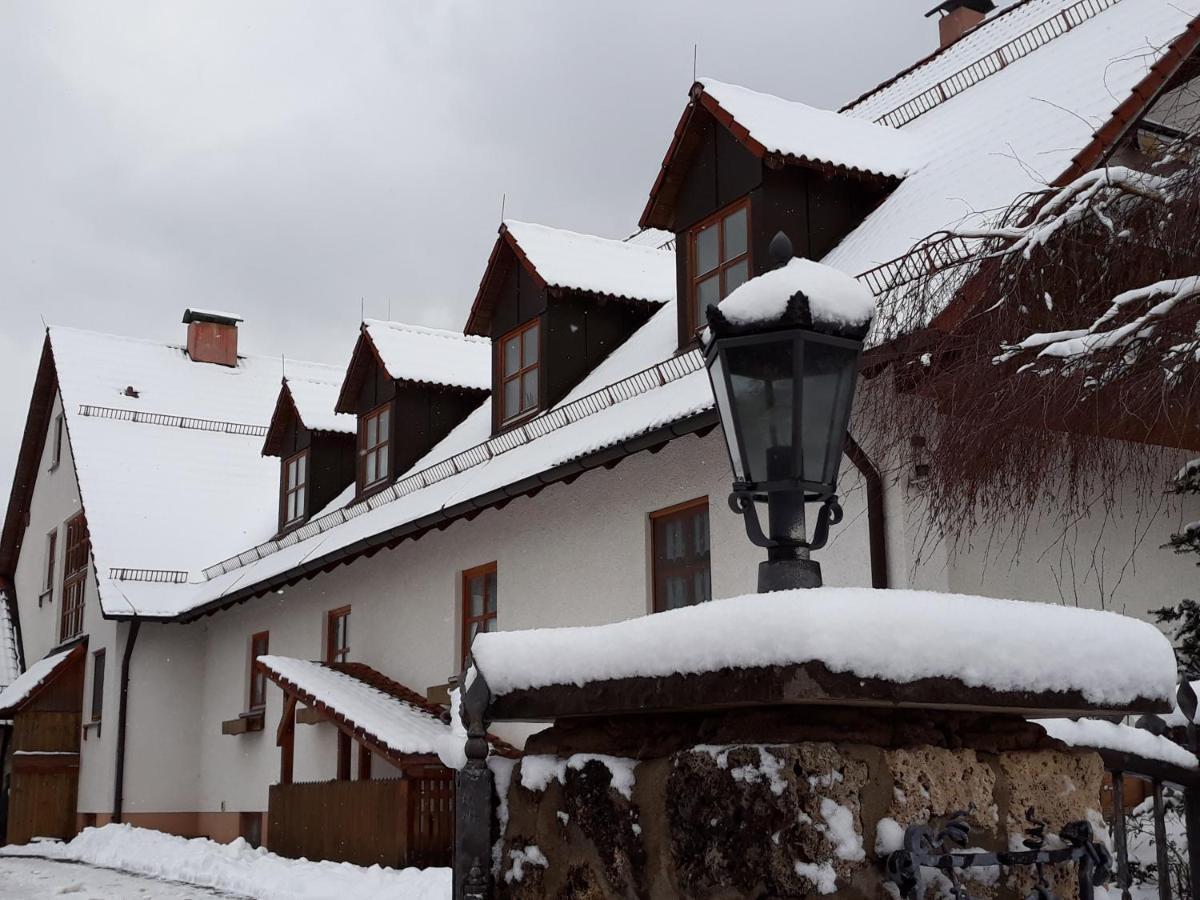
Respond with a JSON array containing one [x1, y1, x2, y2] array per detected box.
[[707, 232, 876, 341]]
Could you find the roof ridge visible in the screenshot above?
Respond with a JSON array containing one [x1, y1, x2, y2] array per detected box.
[[364, 319, 491, 345], [503, 219, 672, 255], [839, 0, 1047, 114], [47, 323, 340, 372]]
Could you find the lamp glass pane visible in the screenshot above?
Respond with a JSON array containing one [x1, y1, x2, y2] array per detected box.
[[724, 338, 795, 485], [706, 351, 744, 480], [799, 338, 858, 487]]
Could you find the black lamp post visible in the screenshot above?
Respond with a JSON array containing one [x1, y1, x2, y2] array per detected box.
[[703, 232, 874, 592]]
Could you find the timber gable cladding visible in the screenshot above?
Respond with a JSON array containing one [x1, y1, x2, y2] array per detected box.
[[468, 225, 662, 435], [262, 385, 356, 534], [643, 95, 893, 351], [334, 326, 488, 498]]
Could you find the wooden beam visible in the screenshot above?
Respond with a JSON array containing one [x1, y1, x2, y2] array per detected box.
[[276, 694, 297, 746], [337, 731, 351, 781], [358, 742, 372, 781]]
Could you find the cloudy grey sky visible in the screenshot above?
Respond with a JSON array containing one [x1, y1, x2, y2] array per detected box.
[[0, 1, 1014, 498]]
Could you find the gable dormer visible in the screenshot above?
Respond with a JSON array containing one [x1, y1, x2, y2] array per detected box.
[[335, 321, 490, 499], [640, 78, 924, 350], [262, 379, 357, 533], [465, 221, 673, 434]]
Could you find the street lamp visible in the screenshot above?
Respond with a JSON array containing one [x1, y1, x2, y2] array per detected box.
[[703, 232, 875, 592]]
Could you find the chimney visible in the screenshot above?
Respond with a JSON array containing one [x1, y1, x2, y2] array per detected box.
[[182, 309, 243, 367], [926, 0, 995, 48]]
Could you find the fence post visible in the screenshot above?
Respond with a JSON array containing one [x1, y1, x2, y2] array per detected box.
[[1112, 772, 1132, 900], [455, 665, 494, 900], [1185, 787, 1200, 900], [397, 777, 411, 868], [1152, 781, 1171, 900]]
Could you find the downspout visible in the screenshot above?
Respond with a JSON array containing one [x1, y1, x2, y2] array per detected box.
[[112, 618, 141, 824], [843, 434, 890, 589]]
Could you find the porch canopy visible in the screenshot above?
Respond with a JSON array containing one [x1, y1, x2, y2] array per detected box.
[[0, 643, 84, 718], [469, 588, 1179, 722], [257, 655, 458, 773]]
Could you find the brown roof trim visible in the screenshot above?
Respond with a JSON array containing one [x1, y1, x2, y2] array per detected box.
[[260, 381, 298, 458], [837, 0, 1041, 115], [0, 640, 87, 718], [333, 324, 389, 414], [640, 83, 901, 231], [1053, 13, 1200, 186], [463, 226, 548, 337], [0, 336, 57, 580]]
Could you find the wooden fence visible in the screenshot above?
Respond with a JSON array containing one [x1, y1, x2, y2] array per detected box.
[[268, 772, 454, 869]]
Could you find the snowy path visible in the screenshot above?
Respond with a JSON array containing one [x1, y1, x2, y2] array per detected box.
[[0, 856, 242, 898]]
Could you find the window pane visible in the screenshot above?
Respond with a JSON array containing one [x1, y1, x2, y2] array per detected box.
[[695, 223, 718, 275], [366, 414, 377, 447], [469, 576, 484, 617], [294, 486, 305, 518], [376, 445, 388, 480], [692, 511, 710, 557], [695, 274, 720, 329], [724, 259, 749, 297], [503, 378, 519, 419], [378, 407, 389, 435], [365, 452, 377, 485], [297, 454, 306, 484], [665, 576, 687, 610], [523, 324, 539, 367], [522, 368, 538, 411], [722, 207, 748, 261], [485, 572, 497, 613], [504, 336, 520, 376], [694, 569, 712, 605]]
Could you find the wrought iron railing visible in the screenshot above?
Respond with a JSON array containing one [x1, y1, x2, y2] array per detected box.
[[108, 567, 189, 584]]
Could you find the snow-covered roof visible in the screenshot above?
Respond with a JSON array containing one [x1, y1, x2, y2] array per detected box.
[[282, 378, 356, 435], [362, 320, 491, 392], [1034, 717, 1199, 769], [503, 221, 675, 304], [0, 590, 20, 691], [470, 588, 1177, 711], [257, 656, 456, 763], [47, 326, 345, 616], [696, 78, 927, 180], [826, 0, 1200, 276], [0, 645, 78, 716]]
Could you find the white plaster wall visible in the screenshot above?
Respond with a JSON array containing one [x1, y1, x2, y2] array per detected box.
[[11, 390, 123, 815], [132, 429, 882, 815]]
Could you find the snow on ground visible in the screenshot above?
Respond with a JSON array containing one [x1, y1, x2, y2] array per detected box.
[[0, 855, 237, 899], [471, 588, 1177, 708], [1, 825, 449, 900]]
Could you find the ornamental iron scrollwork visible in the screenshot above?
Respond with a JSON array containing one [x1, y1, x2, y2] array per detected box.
[[881, 807, 1113, 900]]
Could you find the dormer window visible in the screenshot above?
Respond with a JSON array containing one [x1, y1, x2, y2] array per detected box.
[[499, 320, 540, 425], [281, 450, 308, 528], [360, 402, 391, 491], [687, 199, 750, 334]]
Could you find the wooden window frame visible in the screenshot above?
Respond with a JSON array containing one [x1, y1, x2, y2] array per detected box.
[[248, 631, 270, 712], [326, 605, 351, 664], [59, 513, 88, 642], [650, 497, 712, 614], [497, 319, 541, 427], [40, 529, 57, 606], [90, 649, 105, 723], [461, 562, 498, 667], [280, 449, 309, 530], [686, 198, 752, 336], [50, 413, 64, 471], [358, 401, 392, 494]]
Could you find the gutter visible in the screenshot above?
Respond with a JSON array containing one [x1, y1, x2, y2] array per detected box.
[[843, 434, 890, 589], [112, 618, 141, 823], [0, 576, 26, 674]]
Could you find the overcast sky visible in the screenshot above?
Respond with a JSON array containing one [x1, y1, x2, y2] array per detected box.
[[0, 1, 1016, 499]]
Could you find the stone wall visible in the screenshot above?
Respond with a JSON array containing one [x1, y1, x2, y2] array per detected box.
[[491, 716, 1105, 899]]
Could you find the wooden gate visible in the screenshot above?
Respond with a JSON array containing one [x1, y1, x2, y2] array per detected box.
[[7, 753, 80, 844], [268, 772, 454, 869]]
